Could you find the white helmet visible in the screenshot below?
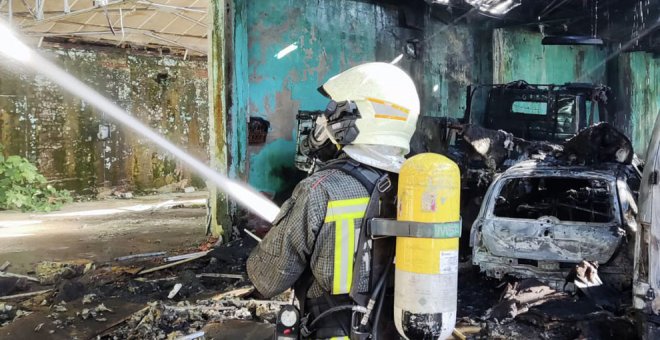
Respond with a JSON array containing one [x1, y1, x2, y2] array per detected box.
[[306, 62, 420, 172]]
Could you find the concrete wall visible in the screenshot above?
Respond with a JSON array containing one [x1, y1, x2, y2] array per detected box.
[[0, 46, 209, 194], [422, 23, 491, 119], [243, 0, 485, 197], [239, 3, 657, 198]]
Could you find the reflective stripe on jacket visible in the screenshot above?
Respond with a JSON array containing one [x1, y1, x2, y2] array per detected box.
[[246, 169, 369, 299]]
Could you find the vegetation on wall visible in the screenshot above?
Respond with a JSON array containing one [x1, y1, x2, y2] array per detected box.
[[0, 145, 71, 211]]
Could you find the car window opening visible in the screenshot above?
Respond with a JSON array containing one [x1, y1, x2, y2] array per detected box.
[[494, 177, 614, 223]]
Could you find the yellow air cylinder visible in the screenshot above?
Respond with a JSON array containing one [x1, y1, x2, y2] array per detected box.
[[394, 153, 460, 340]]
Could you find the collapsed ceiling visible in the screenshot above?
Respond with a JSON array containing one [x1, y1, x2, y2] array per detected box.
[[0, 0, 208, 56]]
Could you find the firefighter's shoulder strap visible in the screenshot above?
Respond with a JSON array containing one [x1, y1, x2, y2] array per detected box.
[[320, 158, 384, 194], [293, 158, 383, 302], [320, 158, 394, 304], [294, 158, 385, 306], [295, 158, 393, 338]]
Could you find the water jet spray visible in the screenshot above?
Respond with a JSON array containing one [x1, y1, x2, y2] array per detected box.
[[0, 19, 281, 223]]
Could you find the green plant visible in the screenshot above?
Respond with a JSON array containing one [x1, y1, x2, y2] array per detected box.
[[0, 147, 71, 212]]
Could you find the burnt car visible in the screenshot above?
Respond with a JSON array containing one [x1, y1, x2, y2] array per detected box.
[[470, 160, 639, 289]]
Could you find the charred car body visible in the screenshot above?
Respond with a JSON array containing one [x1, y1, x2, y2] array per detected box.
[[460, 84, 640, 288], [407, 80, 643, 288], [469, 159, 639, 289], [410, 80, 612, 160], [466, 80, 611, 143], [466, 122, 641, 288]]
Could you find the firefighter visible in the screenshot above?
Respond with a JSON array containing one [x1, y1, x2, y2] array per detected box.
[[246, 62, 420, 339]]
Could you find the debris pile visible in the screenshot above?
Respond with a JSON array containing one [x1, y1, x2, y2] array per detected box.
[[103, 295, 280, 339], [0, 233, 282, 338], [0, 225, 641, 339], [35, 260, 94, 285], [461, 122, 634, 171], [0, 303, 20, 327], [485, 279, 570, 322], [475, 272, 637, 339]]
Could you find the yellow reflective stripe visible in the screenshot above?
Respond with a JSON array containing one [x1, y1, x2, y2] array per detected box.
[[326, 197, 369, 210], [374, 114, 408, 121], [367, 97, 410, 122], [332, 218, 343, 294], [346, 218, 355, 292], [366, 97, 410, 114], [325, 197, 368, 295], [330, 337, 349, 340]]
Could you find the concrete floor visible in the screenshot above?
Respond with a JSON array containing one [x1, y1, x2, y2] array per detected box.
[[0, 192, 210, 274]]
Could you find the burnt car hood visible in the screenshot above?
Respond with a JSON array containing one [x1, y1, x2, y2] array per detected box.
[[462, 122, 634, 170]]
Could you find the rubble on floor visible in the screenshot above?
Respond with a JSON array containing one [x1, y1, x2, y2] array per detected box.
[[0, 233, 274, 339], [0, 226, 640, 339], [35, 259, 93, 284], [470, 273, 637, 340], [102, 292, 288, 339]]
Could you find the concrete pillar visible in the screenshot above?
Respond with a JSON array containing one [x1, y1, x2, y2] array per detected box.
[[208, 0, 231, 239], [208, 0, 250, 240]]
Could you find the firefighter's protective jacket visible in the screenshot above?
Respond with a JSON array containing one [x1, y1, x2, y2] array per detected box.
[[247, 168, 371, 299]]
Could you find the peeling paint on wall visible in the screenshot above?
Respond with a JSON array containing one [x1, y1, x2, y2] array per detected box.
[[422, 22, 481, 118], [0, 46, 209, 193], [491, 29, 660, 157], [245, 0, 392, 196]]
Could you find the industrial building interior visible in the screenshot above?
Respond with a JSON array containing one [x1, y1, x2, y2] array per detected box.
[[0, 0, 658, 339]]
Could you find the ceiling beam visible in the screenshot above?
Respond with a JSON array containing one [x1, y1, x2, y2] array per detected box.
[[23, 25, 207, 48], [136, 0, 204, 14], [19, 0, 135, 28], [25, 22, 206, 39], [143, 31, 205, 54]]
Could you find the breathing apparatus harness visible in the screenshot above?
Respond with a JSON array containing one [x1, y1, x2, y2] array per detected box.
[[288, 158, 396, 340]]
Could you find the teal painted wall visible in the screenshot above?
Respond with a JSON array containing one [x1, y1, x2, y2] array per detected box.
[[244, 0, 393, 196], [493, 29, 608, 84], [229, 0, 249, 181], [235, 3, 660, 197], [243, 0, 484, 196], [625, 52, 660, 155]]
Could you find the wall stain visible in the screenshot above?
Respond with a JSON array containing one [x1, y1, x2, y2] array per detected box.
[[0, 45, 209, 193]]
